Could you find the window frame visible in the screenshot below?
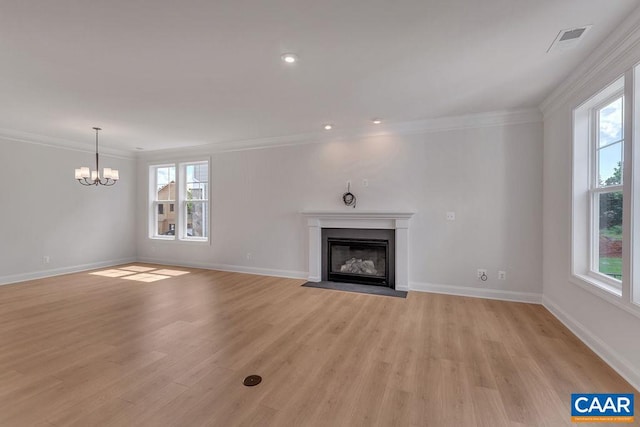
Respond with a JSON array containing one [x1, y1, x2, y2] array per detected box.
[[179, 161, 209, 242], [570, 71, 640, 319], [588, 92, 625, 289], [149, 164, 176, 241], [631, 64, 640, 308], [148, 159, 210, 244]]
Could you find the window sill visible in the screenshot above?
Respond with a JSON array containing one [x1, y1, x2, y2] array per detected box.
[[179, 238, 209, 244], [571, 273, 621, 296], [150, 236, 175, 241], [570, 273, 640, 320], [148, 236, 209, 245]]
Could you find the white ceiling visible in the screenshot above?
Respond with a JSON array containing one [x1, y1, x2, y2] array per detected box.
[[1, 0, 639, 151]]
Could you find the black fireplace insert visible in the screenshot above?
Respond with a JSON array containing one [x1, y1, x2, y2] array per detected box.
[[327, 237, 389, 286], [322, 228, 395, 288]]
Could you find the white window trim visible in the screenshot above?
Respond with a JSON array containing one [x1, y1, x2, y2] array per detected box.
[[631, 64, 640, 308], [148, 159, 211, 244], [589, 91, 624, 291], [179, 160, 209, 242], [572, 76, 625, 298], [571, 69, 640, 320], [149, 163, 176, 241]]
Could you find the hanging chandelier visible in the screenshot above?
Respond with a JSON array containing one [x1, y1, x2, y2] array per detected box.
[[74, 127, 119, 186]]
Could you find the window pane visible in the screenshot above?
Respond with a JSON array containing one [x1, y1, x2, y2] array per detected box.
[[598, 142, 622, 186], [156, 166, 176, 200], [186, 201, 208, 238], [599, 97, 623, 146], [598, 191, 623, 280], [186, 163, 208, 201], [155, 202, 176, 236]]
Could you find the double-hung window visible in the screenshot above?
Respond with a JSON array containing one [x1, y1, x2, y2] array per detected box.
[[572, 61, 640, 313], [151, 165, 176, 238], [149, 160, 209, 242], [572, 77, 625, 296]]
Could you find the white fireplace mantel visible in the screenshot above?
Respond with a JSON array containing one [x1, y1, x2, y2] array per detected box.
[[301, 210, 415, 291]]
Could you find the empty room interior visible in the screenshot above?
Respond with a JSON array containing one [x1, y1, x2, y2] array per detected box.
[[2, 0, 640, 425]]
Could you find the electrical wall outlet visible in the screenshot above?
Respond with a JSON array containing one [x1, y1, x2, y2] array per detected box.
[[362, 178, 369, 187], [498, 271, 506, 280], [43, 256, 50, 264], [477, 269, 487, 280], [446, 212, 455, 221], [246, 252, 253, 260]]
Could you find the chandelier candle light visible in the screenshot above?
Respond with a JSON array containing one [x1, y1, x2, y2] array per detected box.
[[74, 127, 119, 186]]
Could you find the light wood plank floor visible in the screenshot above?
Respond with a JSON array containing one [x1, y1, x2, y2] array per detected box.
[[0, 264, 636, 426]]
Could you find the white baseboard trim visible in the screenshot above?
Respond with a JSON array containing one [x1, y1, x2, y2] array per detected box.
[[395, 284, 409, 292], [136, 257, 308, 280], [543, 295, 640, 392], [0, 257, 137, 286], [409, 281, 542, 304]]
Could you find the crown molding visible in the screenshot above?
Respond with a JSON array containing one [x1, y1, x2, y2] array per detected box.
[[140, 108, 542, 158], [540, 5, 640, 115], [383, 108, 541, 136], [0, 108, 541, 160], [0, 127, 136, 159]]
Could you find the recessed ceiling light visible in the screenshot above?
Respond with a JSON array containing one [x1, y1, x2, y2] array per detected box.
[[323, 124, 333, 130], [372, 119, 382, 124], [281, 53, 298, 64]]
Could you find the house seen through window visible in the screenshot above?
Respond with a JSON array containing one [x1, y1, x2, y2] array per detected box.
[[150, 161, 209, 241]]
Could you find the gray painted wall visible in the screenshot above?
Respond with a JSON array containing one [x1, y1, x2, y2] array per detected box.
[[0, 137, 137, 283], [136, 121, 543, 297]]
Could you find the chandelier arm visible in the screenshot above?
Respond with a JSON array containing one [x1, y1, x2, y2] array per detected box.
[[95, 128, 100, 178], [97, 178, 115, 186]]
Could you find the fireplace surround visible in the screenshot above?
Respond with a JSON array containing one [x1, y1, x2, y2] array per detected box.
[[302, 211, 414, 291]]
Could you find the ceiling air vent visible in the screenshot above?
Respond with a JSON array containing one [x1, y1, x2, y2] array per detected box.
[[547, 25, 592, 52]]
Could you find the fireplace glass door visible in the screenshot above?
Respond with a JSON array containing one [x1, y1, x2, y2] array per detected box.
[[327, 238, 389, 286]]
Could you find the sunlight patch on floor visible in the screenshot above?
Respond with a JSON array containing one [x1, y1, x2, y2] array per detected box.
[[90, 269, 136, 278], [153, 269, 190, 276], [119, 266, 157, 272], [121, 273, 171, 282], [89, 265, 189, 282]]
